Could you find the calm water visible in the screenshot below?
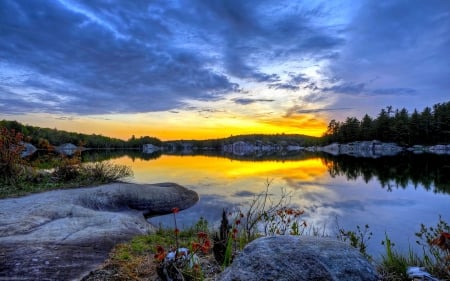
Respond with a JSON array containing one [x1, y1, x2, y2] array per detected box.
[[100, 151, 450, 257]]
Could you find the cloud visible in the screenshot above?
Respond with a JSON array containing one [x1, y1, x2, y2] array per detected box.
[[0, 0, 447, 119], [327, 0, 450, 106], [323, 82, 418, 97], [283, 105, 352, 117], [0, 0, 239, 114], [323, 82, 366, 95], [0, 0, 345, 115], [233, 191, 256, 197], [233, 98, 275, 105], [269, 73, 311, 91], [371, 88, 417, 96]]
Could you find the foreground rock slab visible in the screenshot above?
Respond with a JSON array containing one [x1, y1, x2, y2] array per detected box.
[[219, 235, 379, 281], [0, 182, 198, 281]]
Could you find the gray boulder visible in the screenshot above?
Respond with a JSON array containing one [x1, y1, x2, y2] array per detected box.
[[0, 182, 198, 281], [219, 235, 379, 281], [20, 142, 37, 157], [142, 143, 160, 153]]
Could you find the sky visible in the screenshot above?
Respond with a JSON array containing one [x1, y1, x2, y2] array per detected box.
[[1, 0, 449, 140]]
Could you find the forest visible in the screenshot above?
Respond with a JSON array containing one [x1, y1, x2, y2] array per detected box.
[[1, 101, 449, 150], [322, 102, 450, 145], [0, 120, 161, 149]]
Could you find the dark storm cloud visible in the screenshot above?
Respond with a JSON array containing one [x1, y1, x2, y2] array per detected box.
[[0, 0, 343, 115]]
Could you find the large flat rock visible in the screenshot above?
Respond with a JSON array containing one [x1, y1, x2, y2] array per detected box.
[[0, 182, 198, 280], [219, 235, 379, 281]]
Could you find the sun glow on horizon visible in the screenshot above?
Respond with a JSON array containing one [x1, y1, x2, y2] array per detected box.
[[7, 111, 328, 141]]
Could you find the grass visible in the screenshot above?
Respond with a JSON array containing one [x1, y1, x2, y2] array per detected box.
[[86, 222, 220, 281]]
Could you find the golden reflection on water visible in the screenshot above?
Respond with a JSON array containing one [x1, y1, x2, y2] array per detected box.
[[109, 155, 330, 198]]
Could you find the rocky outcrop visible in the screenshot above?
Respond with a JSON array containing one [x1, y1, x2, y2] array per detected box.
[[55, 143, 82, 155], [408, 144, 450, 154], [20, 142, 37, 157], [0, 182, 198, 281], [219, 236, 379, 281], [222, 141, 284, 156], [313, 141, 403, 157], [142, 143, 160, 154]]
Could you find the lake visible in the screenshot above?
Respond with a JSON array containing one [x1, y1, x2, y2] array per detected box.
[[95, 150, 450, 257]]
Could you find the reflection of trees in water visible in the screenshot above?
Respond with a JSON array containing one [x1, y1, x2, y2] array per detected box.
[[33, 150, 450, 194], [81, 149, 162, 162], [321, 153, 450, 194], [32, 149, 162, 165]]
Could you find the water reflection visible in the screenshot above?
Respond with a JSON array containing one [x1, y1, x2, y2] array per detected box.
[[35, 149, 450, 256], [321, 153, 450, 194]]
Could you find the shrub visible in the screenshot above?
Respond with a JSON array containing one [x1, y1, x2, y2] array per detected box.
[[80, 161, 133, 182], [416, 216, 450, 279], [53, 151, 83, 181], [0, 127, 26, 185]]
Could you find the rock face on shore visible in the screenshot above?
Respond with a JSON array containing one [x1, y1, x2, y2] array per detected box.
[[219, 236, 379, 281], [0, 182, 198, 281], [310, 140, 403, 157]]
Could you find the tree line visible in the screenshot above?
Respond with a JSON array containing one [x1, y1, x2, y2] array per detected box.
[[163, 133, 319, 151], [0, 120, 161, 149], [323, 101, 450, 145], [2, 101, 449, 150]]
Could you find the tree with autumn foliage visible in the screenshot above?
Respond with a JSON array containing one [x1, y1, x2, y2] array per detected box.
[[0, 127, 27, 185]]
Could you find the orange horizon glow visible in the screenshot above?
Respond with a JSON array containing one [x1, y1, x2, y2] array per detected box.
[[6, 112, 328, 141]]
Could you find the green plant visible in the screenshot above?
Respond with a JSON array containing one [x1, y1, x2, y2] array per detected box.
[[154, 207, 212, 281], [337, 223, 373, 261], [416, 216, 450, 279], [53, 151, 82, 181], [378, 233, 428, 281]]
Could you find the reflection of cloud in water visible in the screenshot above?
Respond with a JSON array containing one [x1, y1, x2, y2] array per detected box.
[[321, 198, 416, 213], [148, 194, 235, 229], [233, 190, 256, 197]]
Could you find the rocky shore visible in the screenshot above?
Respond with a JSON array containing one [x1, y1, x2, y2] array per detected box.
[[0, 182, 198, 280], [221, 140, 450, 158]]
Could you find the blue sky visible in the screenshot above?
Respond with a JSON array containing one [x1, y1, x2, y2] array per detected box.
[[0, 0, 449, 139]]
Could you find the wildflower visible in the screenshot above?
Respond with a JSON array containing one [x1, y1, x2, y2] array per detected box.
[[174, 228, 180, 235], [154, 245, 166, 262], [430, 232, 450, 250], [172, 207, 180, 214], [192, 242, 201, 252], [197, 231, 208, 239]]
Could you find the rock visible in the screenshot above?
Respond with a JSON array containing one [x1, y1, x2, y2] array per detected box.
[[142, 143, 160, 153], [55, 143, 81, 155], [222, 141, 283, 156], [218, 236, 379, 281], [20, 142, 37, 157], [0, 182, 198, 281], [427, 144, 450, 154], [317, 141, 403, 158]]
